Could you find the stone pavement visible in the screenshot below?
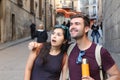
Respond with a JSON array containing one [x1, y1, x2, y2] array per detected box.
[[0, 37, 31, 50], [0, 39, 31, 80]]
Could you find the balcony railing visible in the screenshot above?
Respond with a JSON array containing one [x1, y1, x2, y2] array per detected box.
[[56, 1, 73, 9]]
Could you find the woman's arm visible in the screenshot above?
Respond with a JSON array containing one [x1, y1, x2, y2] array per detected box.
[[61, 53, 68, 80], [24, 50, 37, 80], [24, 42, 43, 80]]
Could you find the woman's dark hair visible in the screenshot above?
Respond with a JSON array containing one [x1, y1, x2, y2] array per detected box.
[[39, 42, 51, 65], [39, 27, 69, 65]]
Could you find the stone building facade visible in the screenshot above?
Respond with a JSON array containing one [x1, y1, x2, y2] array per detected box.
[[0, 0, 40, 43], [0, 0, 55, 43], [102, 0, 120, 65]]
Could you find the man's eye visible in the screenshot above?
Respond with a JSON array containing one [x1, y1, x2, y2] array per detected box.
[[75, 22, 80, 25], [70, 23, 73, 26]]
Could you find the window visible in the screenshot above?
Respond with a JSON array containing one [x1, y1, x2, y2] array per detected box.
[[30, 0, 34, 14], [92, 6, 96, 17], [80, 0, 89, 5], [17, 0, 23, 7], [11, 14, 16, 40], [39, 0, 42, 18]]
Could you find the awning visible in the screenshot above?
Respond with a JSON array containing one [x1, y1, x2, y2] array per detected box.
[[56, 8, 77, 18]]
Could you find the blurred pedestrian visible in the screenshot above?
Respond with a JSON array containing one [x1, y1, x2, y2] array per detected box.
[[35, 23, 48, 43], [55, 20, 60, 27], [30, 22, 36, 39], [62, 21, 66, 26], [91, 20, 100, 43], [98, 23, 103, 45], [66, 20, 70, 28]]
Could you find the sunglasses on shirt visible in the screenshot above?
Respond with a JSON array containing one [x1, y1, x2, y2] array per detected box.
[[76, 51, 85, 64]]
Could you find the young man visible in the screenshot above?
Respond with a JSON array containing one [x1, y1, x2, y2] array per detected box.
[[68, 13, 120, 80]]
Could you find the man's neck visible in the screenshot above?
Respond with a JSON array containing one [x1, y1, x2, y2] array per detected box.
[[76, 37, 92, 51], [94, 24, 97, 26]]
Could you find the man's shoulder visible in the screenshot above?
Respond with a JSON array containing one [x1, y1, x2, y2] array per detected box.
[[67, 42, 76, 55], [92, 43, 109, 56]]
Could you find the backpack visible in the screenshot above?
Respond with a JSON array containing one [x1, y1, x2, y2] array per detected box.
[[67, 43, 108, 80]]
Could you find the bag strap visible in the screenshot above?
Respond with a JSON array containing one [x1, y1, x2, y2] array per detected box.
[[62, 53, 67, 68], [95, 44, 103, 80], [64, 42, 76, 80], [67, 42, 76, 56]]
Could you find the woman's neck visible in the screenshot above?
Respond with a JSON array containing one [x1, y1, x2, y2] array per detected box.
[[50, 46, 61, 55]]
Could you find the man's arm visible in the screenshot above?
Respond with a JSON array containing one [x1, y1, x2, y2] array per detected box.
[[107, 64, 120, 80]]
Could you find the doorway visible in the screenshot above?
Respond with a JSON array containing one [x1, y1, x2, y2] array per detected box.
[[0, 0, 2, 41], [11, 14, 16, 40]]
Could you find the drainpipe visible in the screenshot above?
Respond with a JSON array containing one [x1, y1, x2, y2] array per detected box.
[[71, 0, 74, 10], [45, 0, 47, 30]]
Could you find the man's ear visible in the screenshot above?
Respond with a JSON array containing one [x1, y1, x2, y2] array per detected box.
[[85, 26, 90, 33]]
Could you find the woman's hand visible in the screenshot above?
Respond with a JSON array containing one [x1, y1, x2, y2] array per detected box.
[[28, 41, 39, 50], [82, 76, 95, 80]]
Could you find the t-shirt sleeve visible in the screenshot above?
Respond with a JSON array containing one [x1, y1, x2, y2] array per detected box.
[[101, 47, 115, 71]]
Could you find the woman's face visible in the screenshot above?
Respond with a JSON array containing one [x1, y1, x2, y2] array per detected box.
[[51, 28, 65, 47]]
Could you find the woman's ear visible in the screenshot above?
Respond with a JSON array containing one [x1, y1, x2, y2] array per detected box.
[[63, 40, 67, 44]]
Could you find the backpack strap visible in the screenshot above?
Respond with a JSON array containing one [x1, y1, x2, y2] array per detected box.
[[62, 52, 67, 68], [64, 42, 76, 80], [95, 44, 103, 80], [67, 42, 76, 56]]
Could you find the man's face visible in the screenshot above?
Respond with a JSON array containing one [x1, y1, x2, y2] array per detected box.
[[69, 18, 85, 40], [94, 20, 97, 24]]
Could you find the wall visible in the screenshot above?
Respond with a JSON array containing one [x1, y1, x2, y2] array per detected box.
[[103, 0, 120, 67], [0, 0, 41, 43]]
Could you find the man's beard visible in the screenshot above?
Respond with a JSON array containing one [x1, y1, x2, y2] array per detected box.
[[72, 33, 84, 40]]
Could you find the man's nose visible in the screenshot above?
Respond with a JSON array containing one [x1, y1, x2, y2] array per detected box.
[[70, 24, 75, 29]]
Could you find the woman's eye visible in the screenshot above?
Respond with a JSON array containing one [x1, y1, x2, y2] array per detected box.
[[51, 32, 55, 35], [57, 33, 61, 36], [58, 33, 63, 36]]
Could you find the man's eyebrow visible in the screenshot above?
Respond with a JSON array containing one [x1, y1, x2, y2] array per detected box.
[[70, 22, 80, 23]]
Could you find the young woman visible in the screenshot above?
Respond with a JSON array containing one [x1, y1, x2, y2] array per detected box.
[[24, 26, 69, 80]]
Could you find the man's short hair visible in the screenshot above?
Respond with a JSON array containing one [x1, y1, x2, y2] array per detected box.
[[70, 13, 90, 27]]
